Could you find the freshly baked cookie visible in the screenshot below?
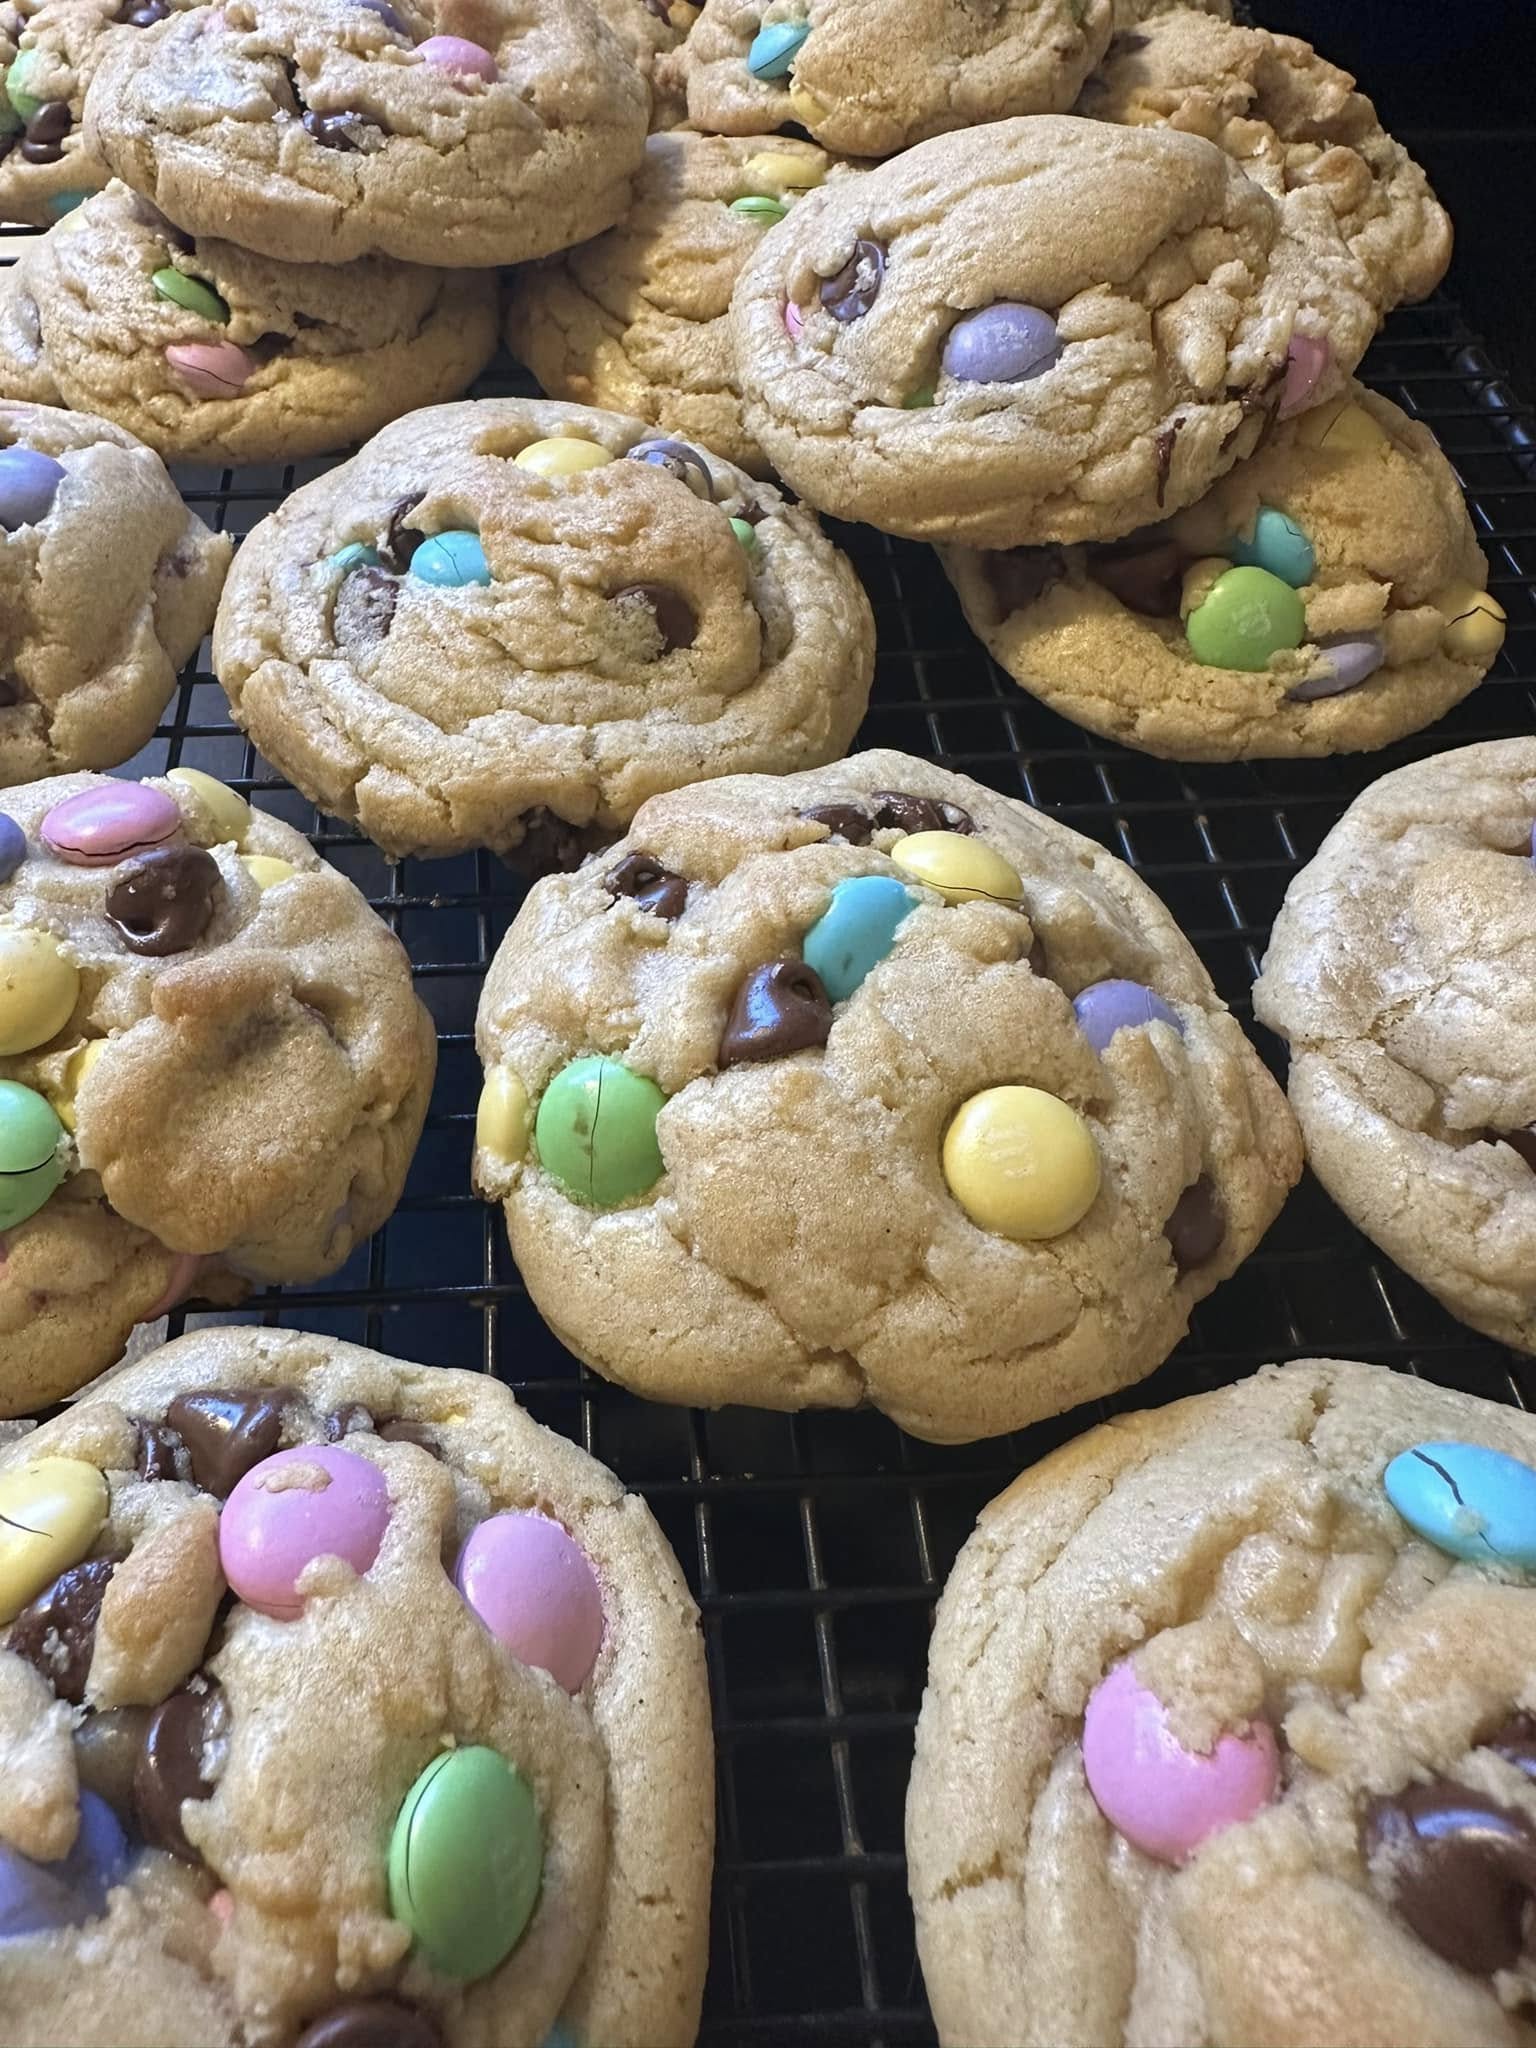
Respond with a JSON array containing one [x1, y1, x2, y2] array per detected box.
[[0, 769, 435, 1412], [0, 183, 497, 465], [909, 1358, 1536, 2047], [82, 0, 650, 268], [1254, 741, 1536, 1354], [941, 384, 1502, 760], [730, 116, 1375, 548], [1080, 11, 1452, 310], [213, 398, 876, 864], [1110, 0, 1228, 26], [473, 749, 1300, 1443], [507, 129, 854, 476], [0, 1324, 712, 2047], [668, 0, 1112, 159], [1, 402, 229, 783], [589, 0, 696, 126]]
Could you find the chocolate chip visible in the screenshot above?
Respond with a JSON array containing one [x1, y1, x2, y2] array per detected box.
[[870, 791, 975, 836], [605, 852, 687, 920], [641, 0, 670, 16], [1086, 536, 1183, 618], [819, 238, 884, 323], [1488, 1126, 1536, 1172], [610, 583, 696, 655], [1484, 1713, 1536, 1781], [333, 565, 398, 650], [0, 676, 27, 708], [118, 0, 169, 20], [1363, 1779, 1536, 1975], [301, 107, 377, 151], [720, 959, 832, 1066], [24, 102, 70, 144], [164, 1387, 290, 1497], [736, 500, 767, 527], [135, 1679, 227, 1861], [135, 1419, 192, 1484], [378, 493, 425, 572], [378, 1418, 438, 1452], [74, 1706, 151, 1817], [295, 2001, 443, 2048], [983, 547, 1064, 616], [6, 1558, 114, 1704], [105, 844, 220, 958], [19, 137, 64, 164], [799, 802, 873, 844], [501, 807, 612, 877], [1164, 1176, 1224, 1273], [1153, 421, 1182, 508], [323, 1401, 374, 1441]]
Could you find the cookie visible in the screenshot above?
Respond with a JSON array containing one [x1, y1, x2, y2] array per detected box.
[[0, 770, 435, 1412], [0, 1324, 712, 2048], [667, 0, 1112, 160], [507, 129, 854, 477], [908, 1357, 1536, 2048], [729, 115, 1376, 548], [1, 401, 229, 783], [81, 0, 650, 269], [1110, 0, 1228, 26], [589, 0, 696, 126], [1080, 11, 1452, 311], [472, 749, 1300, 1443], [212, 398, 876, 864], [941, 383, 1501, 760], [1254, 740, 1536, 1354], [0, 183, 497, 465]]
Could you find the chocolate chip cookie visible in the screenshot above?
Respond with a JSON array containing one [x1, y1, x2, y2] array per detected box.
[[909, 1357, 1536, 2048], [473, 749, 1300, 1443], [213, 398, 876, 864], [589, 0, 696, 127], [0, 770, 435, 1412], [730, 115, 1374, 547], [668, 0, 1112, 160], [82, 0, 650, 268], [507, 129, 855, 477], [0, 1324, 712, 2047], [0, 183, 497, 464], [1254, 741, 1536, 1354], [1, 402, 229, 783], [942, 383, 1501, 760], [1080, 11, 1452, 312]]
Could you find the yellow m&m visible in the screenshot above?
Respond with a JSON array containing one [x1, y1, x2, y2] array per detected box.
[[942, 1086, 1100, 1241], [476, 1067, 531, 1166], [1293, 398, 1390, 453], [514, 438, 612, 479], [743, 150, 826, 191], [242, 855, 298, 892], [1437, 584, 1507, 663], [0, 1457, 108, 1623], [167, 767, 251, 848], [54, 1037, 106, 1134], [788, 83, 829, 129], [889, 832, 1023, 907], [0, 924, 80, 1056]]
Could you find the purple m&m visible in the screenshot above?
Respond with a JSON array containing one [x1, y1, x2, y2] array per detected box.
[[455, 1511, 603, 1693], [418, 33, 497, 78], [1073, 979, 1184, 1054], [1286, 632, 1385, 703], [1278, 333, 1330, 421], [0, 446, 66, 532], [355, 0, 408, 28], [941, 304, 1059, 386], [41, 783, 180, 867], [0, 1791, 128, 1937], [219, 1445, 390, 1621], [0, 814, 25, 884]]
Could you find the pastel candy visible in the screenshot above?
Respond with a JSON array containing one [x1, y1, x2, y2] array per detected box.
[[535, 1055, 665, 1207], [42, 782, 180, 866], [218, 1445, 390, 1620], [889, 831, 1023, 908], [164, 341, 257, 398], [418, 33, 498, 77], [0, 1458, 109, 1624], [1073, 980, 1184, 1053], [514, 437, 611, 478], [742, 150, 823, 188], [0, 813, 25, 883], [388, 1747, 542, 1980], [801, 875, 916, 1003], [942, 1085, 1100, 1241], [730, 195, 787, 226], [1227, 506, 1315, 588], [455, 1511, 604, 1692], [242, 854, 298, 891], [1294, 397, 1389, 453], [4, 48, 42, 119], [1438, 585, 1507, 663], [941, 304, 1059, 385], [54, 1038, 105, 1134], [783, 300, 804, 340], [0, 446, 65, 530], [326, 542, 382, 575], [151, 268, 229, 323], [1384, 1442, 1536, 1572], [0, 1792, 129, 1937], [747, 19, 807, 77], [44, 190, 88, 219], [730, 516, 761, 560], [475, 1068, 530, 1166], [1082, 1657, 1279, 1863], [1185, 566, 1306, 671], [410, 531, 490, 587], [166, 767, 251, 847], [0, 1080, 65, 1231], [1278, 333, 1330, 420], [1286, 632, 1385, 702], [0, 925, 80, 1054]]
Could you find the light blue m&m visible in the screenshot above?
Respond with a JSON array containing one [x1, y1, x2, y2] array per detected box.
[[1383, 1441, 1536, 1573], [1227, 506, 1315, 589], [747, 19, 807, 77], [801, 875, 916, 1002], [409, 531, 490, 587]]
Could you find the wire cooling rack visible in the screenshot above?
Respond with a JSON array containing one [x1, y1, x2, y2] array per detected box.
[[4, 223, 1536, 2041]]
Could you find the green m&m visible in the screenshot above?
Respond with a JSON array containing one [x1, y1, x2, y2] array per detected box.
[[535, 1055, 665, 1206], [151, 269, 230, 324], [729, 195, 788, 227], [388, 1746, 543, 1981], [0, 1081, 66, 1231], [1185, 565, 1306, 673], [5, 50, 43, 122]]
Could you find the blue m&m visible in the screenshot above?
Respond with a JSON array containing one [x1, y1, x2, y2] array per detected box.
[[801, 875, 916, 1002], [409, 531, 490, 587], [1384, 1442, 1536, 1572], [1227, 506, 1315, 589]]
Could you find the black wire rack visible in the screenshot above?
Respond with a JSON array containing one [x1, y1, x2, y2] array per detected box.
[[5, 213, 1536, 2043]]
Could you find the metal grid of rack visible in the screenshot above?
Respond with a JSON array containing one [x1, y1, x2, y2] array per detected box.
[[4, 218, 1536, 2040]]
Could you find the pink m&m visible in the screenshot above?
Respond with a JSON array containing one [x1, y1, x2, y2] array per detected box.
[[454, 1511, 603, 1693], [783, 300, 804, 341], [418, 33, 497, 78], [1080, 1657, 1278, 1864], [165, 341, 257, 399], [219, 1445, 390, 1621], [1277, 333, 1330, 421], [41, 783, 180, 867]]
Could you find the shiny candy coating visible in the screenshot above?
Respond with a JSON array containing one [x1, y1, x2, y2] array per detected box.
[[783, 299, 804, 341], [514, 437, 611, 477], [747, 18, 806, 77], [476, 1067, 530, 1165], [53, 1038, 104, 1134], [1185, 565, 1306, 672], [1363, 1779, 1536, 1975], [743, 149, 823, 188], [455, 1511, 604, 1692], [164, 341, 257, 398], [626, 438, 714, 499], [0, 1079, 65, 1230], [105, 844, 221, 956], [719, 958, 831, 1064], [167, 767, 251, 847], [295, 2002, 443, 2048], [0, 813, 24, 883], [0, 925, 80, 1055], [4, 49, 42, 119], [150, 267, 229, 323], [327, 541, 383, 575], [1164, 1176, 1224, 1273], [889, 831, 1023, 907], [0, 445, 65, 530], [388, 1746, 543, 1981], [0, 1458, 109, 1625], [417, 33, 498, 78], [242, 854, 298, 891], [535, 1055, 666, 1206], [1383, 1441, 1536, 1571], [1277, 332, 1330, 420], [940, 304, 1059, 385], [787, 81, 826, 127], [0, 1792, 128, 1937], [1438, 585, 1507, 663], [730, 515, 761, 560], [1294, 397, 1389, 453], [219, 1445, 390, 1620], [1082, 1658, 1279, 1864], [801, 875, 915, 1003], [44, 189, 88, 219], [409, 531, 490, 588], [1073, 979, 1184, 1054], [1286, 632, 1385, 703], [41, 782, 180, 866], [730, 195, 787, 226], [942, 1085, 1099, 1241], [1227, 506, 1315, 589]]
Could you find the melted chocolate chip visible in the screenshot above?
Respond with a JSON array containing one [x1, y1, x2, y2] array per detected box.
[[74, 1706, 151, 1817], [295, 2001, 443, 2048], [378, 1418, 438, 1452], [1163, 1176, 1225, 1273], [1086, 535, 1184, 619], [1485, 1713, 1536, 1781], [605, 852, 688, 920], [105, 844, 220, 958], [983, 547, 1064, 617], [135, 1679, 227, 1862], [19, 103, 68, 163], [735, 500, 767, 527], [820, 238, 884, 322], [135, 1418, 192, 1485], [1488, 1126, 1536, 1172], [323, 1401, 374, 1441], [1363, 1779, 1536, 1975], [6, 1557, 114, 1704], [379, 493, 425, 572], [334, 564, 399, 650], [798, 802, 873, 844], [301, 107, 377, 151], [610, 583, 697, 655], [1153, 421, 1182, 508], [870, 791, 975, 836], [720, 959, 832, 1066], [502, 807, 612, 877], [165, 1387, 290, 1497]]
